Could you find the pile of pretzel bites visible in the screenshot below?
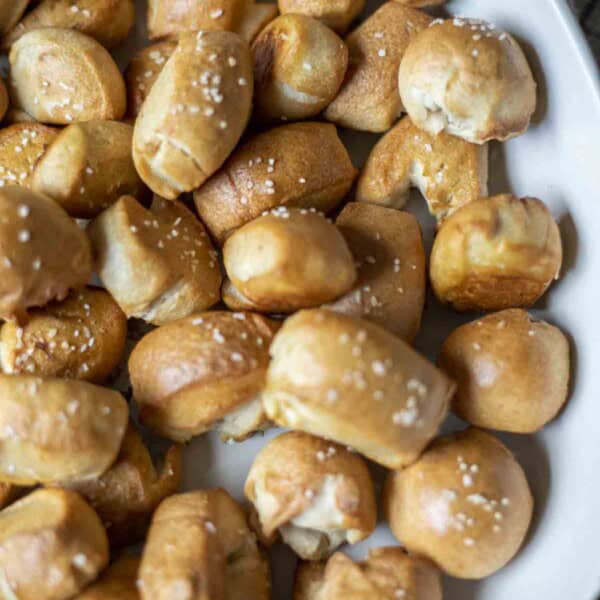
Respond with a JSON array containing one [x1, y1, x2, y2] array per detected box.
[[0, 1, 569, 598]]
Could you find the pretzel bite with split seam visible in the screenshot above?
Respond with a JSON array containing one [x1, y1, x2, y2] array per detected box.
[[129, 311, 279, 442], [245, 431, 376, 560]]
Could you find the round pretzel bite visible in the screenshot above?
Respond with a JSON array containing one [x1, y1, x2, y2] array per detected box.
[[356, 116, 488, 223], [147, 0, 250, 40], [9, 28, 126, 125], [294, 547, 442, 600], [429, 194, 563, 311], [439, 309, 570, 433], [0, 1, 29, 36], [0, 286, 127, 383], [138, 489, 270, 600], [132, 30, 253, 199], [88, 195, 222, 325], [67, 423, 182, 549], [0, 123, 59, 189], [194, 122, 357, 244], [76, 554, 140, 600], [0, 186, 92, 322], [263, 309, 454, 469], [324, 2, 431, 132], [384, 428, 533, 579], [129, 311, 279, 442], [277, 0, 365, 34], [245, 431, 376, 560], [0, 375, 128, 485], [223, 208, 356, 313], [31, 120, 147, 219], [0, 488, 109, 600], [125, 41, 177, 119], [237, 2, 278, 43], [324, 202, 425, 342], [1, 0, 135, 50], [252, 14, 348, 122], [399, 18, 537, 144]]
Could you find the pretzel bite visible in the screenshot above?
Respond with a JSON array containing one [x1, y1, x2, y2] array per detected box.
[[221, 278, 263, 311], [223, 208, 356, 313], [88, 195, 222, 325], [399, 18, 537, 144], [1, 0, 135, 50], [237, 2, 278, 42], [32, 120, 146, 218], [132, 30, 253, 199], [0, 78, 7, 122], [147, 0, 250, 40], [325, 203, 425, 342], [0, 488, 109, 600], [430, 195, 563, 311], [294, 547, 442, 600], [357, 116, 488, 222], [0, 186, 92, 321], [277, 0, 365, 33], [0, 123, 58, 189], [138, 489, 270, 600], [264, 309, 454, 469], [385, 428, 533, 578], [0, 1, 28, 36], [68, 424, 182, 548], [194, 122, 356, 244], [252, 14, 348, 122], [129, 311, 279, 442], [0, 375, 128, 485], [77, 555, 140, 600], [0, 287, 127, 383], [125, 41, 177, 119], [439, 309, 570, 433], [9, 28, 126, 125], [324, 3, 431, 132], [245, 431, 376, 560]]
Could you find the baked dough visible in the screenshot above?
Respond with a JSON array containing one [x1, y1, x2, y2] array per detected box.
[[0, 488, 109, 600], [399, 18, 537, 144], [1, 0, 135, 50], [324, 2, 431, 132], [125, 40, 177, 118], [357, 116, 488, 222], [132, 30, 253, 199], [439, 309, 570, 433], [138, 489, 270, 600], [0, 286, 127, 383], [245, 431, 377, 559], [294, 547, 442, 600], [32, 120, 147, 218], [325, 202, 425, 342], [0, 123, 58, 189], [9, 28, 126, 124], [0, 0, 28, 36], [277, 0, 365, 33], [430, 194, 563, 311], [252, 14, 348, 122], [194, 122, 356, 244], [384, 428, 533, 579], [223, 208, 356, 313], [88, 195, 222, 325], [0, 186, 92, 321], [67, 423, 182, 548], [0, 374, 128, 485], [263, 309, 454, 469], [129, 311, 279, 442], [76, 555, 140, 600]]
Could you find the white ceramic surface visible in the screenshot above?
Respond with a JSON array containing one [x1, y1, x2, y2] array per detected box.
[[168, 2, 600, 597], [26, 0, 600, 598]]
